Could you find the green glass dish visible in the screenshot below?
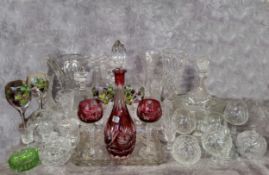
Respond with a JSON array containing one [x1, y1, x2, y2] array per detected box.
[[8, 147, 40, 172]]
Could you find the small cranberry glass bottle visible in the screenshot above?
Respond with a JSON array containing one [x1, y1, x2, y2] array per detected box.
[[104, 68, 136, 158]]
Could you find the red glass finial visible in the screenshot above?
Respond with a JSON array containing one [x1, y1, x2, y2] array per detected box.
[[113, 68, 126, 86]]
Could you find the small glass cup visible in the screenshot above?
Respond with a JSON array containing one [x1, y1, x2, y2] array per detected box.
[[201, 125, 233, 159], [173, 107, 196, 135], [224, 100, 249, 126], [236, 130, 267, 159], [172, 135, 201, 166]]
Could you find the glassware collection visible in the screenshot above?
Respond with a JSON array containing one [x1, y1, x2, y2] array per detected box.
[[5, 40, 268, 172]]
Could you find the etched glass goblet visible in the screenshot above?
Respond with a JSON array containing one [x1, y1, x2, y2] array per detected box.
[[137, 98, 162, 158], [77, 98, 103, 159]]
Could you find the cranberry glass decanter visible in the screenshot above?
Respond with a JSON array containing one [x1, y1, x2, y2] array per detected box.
[[104, 68, 136, 158]]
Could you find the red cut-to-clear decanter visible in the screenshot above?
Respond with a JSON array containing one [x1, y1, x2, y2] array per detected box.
[[104, 68, 136, 158]]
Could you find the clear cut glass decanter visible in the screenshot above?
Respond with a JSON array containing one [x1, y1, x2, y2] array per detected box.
[[104, 68, 136, 158]]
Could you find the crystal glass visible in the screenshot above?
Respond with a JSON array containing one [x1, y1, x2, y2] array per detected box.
[[58, 118, 80, 149], [201, 125, 232, 159], [104, 68, 136, 158], [236, 130, 267, 159], [224, 100, 249, 125], [94, 40, 127, 87], [5, 80, 32, 144], [161, 49, 197, 97], [39, 133, 73, 166], [172, 135, 201, 166], [111, 40, 127, 68], [204, 112, 225, 132], [173, 107, 196, 135], [160, 99, 176, 150], [26, 72, 49, 109], [55, 89, 75, 117], [26, 109, 53, 144], [205, 95, 227, 114], [181, 58, 209, 112], [74, 71, 90, 90], [47, 54, 90, 96], [143, 51, 163, 99], [73, 70, 94, 108]]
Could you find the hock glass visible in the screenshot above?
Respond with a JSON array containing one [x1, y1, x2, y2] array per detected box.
[[137, 98, 162, 158], [236, 130, 267, 159], [172, 135, 201, 166], [5, 80, 32, 144], [224, 100, 249, 126], [78, 98, 103, 158], [26, 72, 49, 109]]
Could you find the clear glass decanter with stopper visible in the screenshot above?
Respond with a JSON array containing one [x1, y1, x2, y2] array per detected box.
[[104, 68, 136, 158]]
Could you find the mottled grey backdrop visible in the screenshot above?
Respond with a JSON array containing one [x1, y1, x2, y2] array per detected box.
[[0, 0, 269, 162]]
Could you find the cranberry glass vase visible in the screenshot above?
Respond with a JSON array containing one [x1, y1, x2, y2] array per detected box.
[[104, 68, 136, 158]]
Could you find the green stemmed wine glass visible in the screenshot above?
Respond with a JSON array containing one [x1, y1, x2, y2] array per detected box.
[[26, 72, 49, 109]]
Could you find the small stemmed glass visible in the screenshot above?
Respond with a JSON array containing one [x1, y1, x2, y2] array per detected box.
[[26, 72, 49, 109], [137, 98, 162, 157], [5, 80, 32, 144]]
